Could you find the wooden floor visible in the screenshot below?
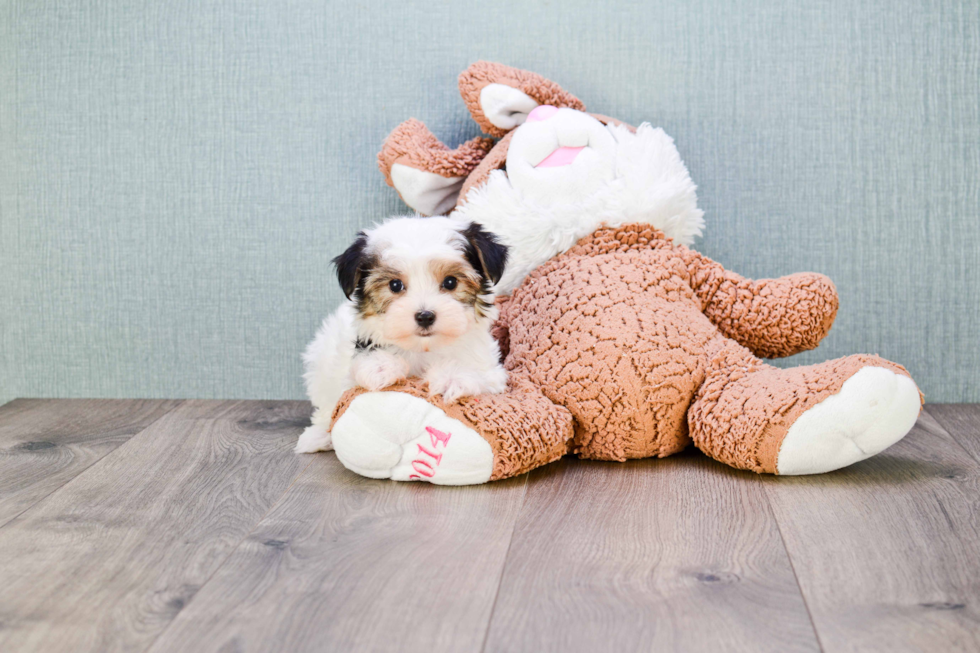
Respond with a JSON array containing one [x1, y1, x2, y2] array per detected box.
[[0, 400, 978, 652]]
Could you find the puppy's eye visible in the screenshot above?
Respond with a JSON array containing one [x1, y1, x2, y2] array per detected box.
[[388, 279, 404, 293], [441, 276, 458, 291]]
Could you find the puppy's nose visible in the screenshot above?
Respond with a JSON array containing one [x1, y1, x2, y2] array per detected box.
[[415, 310, 436, 328]]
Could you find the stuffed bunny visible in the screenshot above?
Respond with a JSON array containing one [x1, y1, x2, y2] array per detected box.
[[302, 62, 922, 485]]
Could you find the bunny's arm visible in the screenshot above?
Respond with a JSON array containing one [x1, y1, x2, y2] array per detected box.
[[680, 248, 839, 359]]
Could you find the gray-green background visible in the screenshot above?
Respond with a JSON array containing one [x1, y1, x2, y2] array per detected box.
[[2, 0, 978, 405]]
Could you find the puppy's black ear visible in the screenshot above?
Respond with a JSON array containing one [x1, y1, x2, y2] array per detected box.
[[332, 232, 369, 300], [461, 222, 508, 286]]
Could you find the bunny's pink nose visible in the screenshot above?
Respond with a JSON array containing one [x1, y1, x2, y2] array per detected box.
[[526, 105, 559, 122]]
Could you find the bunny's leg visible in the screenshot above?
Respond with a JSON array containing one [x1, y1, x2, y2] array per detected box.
[[688, 339, 921, 475]]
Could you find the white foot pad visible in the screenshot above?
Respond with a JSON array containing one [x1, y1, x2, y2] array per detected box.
[[331, 392, 494, 485], [295, 422, 333, 453], [777, 366, 921, 475]]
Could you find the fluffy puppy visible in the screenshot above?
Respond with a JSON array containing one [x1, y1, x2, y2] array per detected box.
[[296, 215, 508, 453]]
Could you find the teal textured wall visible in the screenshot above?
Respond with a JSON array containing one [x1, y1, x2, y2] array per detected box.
[[2, 0, 978, 404]]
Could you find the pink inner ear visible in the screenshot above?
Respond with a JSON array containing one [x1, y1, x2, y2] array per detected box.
[[536, 146, 584, 168], [526, 105, 559, 122]]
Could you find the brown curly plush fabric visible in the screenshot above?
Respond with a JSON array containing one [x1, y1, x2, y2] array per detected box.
[[377, 118, 495, 187], [332, 224, 915, 476], [681, 250, 839, 359], [458, 61, 586, 137]]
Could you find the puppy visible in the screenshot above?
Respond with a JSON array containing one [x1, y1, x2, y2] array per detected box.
[[296, 215, 509, 453]]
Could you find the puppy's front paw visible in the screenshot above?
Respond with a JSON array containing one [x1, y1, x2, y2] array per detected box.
[[427, 374, 469, 404], [352, 352, 409, 392], [426, 364, 507, 404], [295, 422, 333, 453]]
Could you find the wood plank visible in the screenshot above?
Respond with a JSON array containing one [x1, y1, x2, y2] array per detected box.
[[147, 455, 528, 653], [0, 398, 181, 528], [0, 400, 311, 653], [926, 404, 980, 465], [483, 453, 819, 653], [763, 411, 980, 652]]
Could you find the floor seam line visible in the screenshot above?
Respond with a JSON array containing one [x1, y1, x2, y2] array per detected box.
[[479, 473, 530, 653], [763, 479, 827, 653], [923, 405, 980, 467]]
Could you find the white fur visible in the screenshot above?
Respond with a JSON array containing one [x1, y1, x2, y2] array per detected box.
[[297, 302, 357, 453], [351, 327, 507, 402], [453, 114, 705, 295], [361, 214, 471, 263], [351, 347, 411, 391], [297, 216, 506, 454]]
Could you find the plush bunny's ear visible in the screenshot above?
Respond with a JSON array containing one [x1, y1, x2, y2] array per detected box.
[[459, 61, 586, 137], [378, 119, 494, 216], [478, 84, 540, 132], [458, 131, 513, 205], [389, 166, 463, 217]]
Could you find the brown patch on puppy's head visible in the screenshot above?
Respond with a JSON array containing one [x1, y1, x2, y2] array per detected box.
[[357, 263, 403, 318], [430, 259, 484, 305]]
